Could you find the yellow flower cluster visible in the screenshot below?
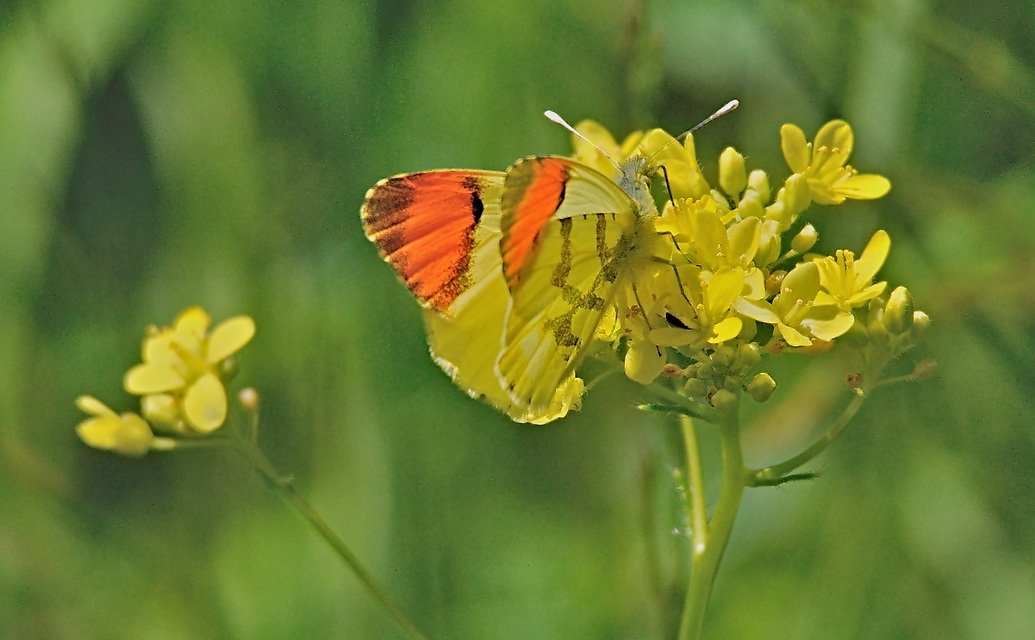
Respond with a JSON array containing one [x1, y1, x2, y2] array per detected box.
[[572, 118, 923, 403], [76, 307, 255, 456]]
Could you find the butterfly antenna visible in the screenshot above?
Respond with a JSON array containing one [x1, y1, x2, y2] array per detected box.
[[680, 99, 739, 139], [544, 110, 623, 172], [649, 99, 741, 160]]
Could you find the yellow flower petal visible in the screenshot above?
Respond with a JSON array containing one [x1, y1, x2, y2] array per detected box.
[[709, 316, 743, 344], [183, 372, 227, 433], [857, 230, 891, 281], [741, 268, 767, 300], [782, 262, 821, 301], [847, 282, 887, 307], [76, 395, 117, 417], [141, 393, 181, 428], [780, 124, 810, 173], [733, 298, 781, 324], [705, 268, 744, 315], [77, 416, 120, 449], [638, 128, 677, 159], [625, 339, 667, 384], [808, 178, 844, 205], [802, 308, 856, 341], [777, 323, 813, 347], [206, 316, 256, 363], [142, 331, 182, 368], [814, 120, 853, 164], [834, 173, 891, 200], [124, 363, 186, 394], [175, 306, 211, 337]]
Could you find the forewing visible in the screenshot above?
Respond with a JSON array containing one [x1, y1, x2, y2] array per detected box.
[[361, 170, 505, 312], [415, 181, 581, 424], [499, 157, 635, 288]]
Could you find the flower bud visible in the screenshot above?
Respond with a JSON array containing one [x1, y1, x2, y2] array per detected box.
[[781, 173, 812, 218], [142, 393, 180, 429], [719, 147, 747, 197], [910, 310, 931, 343], [735, 342, 762, 369], [238, 387, 260, 411], [624, 340, 667, 385], [866, 298, 886, 333], [711, 345, 735, 367], [112, 413, 154, 456], [746, 373, 776, 402], [883, 286, 914, 334], [755, 231, 782, 266], [684, 377, 710, 398], [747, 169, 770, 202], [764, 200, 789, 227], [791, 224, 818, 254], [736, 190, 765, 219], [737, 318, 757, 341], [77, 411, 154, 457], [710, 388, 739, 412]]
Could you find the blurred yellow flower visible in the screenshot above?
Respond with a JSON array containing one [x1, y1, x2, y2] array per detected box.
[[75, 396, 162, 457], [781, 120, 891, 205], [123, 307, 255, 433]]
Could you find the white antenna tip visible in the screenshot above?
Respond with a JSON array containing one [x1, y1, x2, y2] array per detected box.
[[717, 99, 739, 116], [543, 110, 568, 127]]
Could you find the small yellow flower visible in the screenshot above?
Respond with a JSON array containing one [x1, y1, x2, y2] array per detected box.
[[734, 262, 854, 347], [646, 130, 712, 200], [781, 120, 891, 205], [75, 396, 157, 457], [648, 267, 745, 349], [813, 230, 890, 310], [124, 307, 255, 433]]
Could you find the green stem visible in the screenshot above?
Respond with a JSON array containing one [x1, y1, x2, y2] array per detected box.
[[678, 400, 747, 640], [680, 415, 708, 551], [235, 440, 430, 640], [750, 390, 866, 486]]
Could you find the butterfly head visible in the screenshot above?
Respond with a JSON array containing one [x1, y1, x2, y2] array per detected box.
[[615, 154, 660, 218]]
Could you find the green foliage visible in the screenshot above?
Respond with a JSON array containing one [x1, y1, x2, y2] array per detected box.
[[2, 0, 1034, 638]]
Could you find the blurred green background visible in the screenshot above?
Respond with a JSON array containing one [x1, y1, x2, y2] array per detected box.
[[2, 0, 1033, 638]]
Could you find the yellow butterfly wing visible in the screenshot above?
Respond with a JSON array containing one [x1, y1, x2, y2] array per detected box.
[[361, 168, 582, 423], [494, 157, 649, 418]]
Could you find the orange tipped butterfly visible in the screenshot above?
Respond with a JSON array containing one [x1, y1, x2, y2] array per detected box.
[[361, 102, 738, 423]]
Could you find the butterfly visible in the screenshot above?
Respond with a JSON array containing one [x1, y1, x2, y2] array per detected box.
[[360, 105, 737, 423]]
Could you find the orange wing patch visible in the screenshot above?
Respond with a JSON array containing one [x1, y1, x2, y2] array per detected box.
[[500, 157, 572, 288], [362, 171, 502, 312]]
